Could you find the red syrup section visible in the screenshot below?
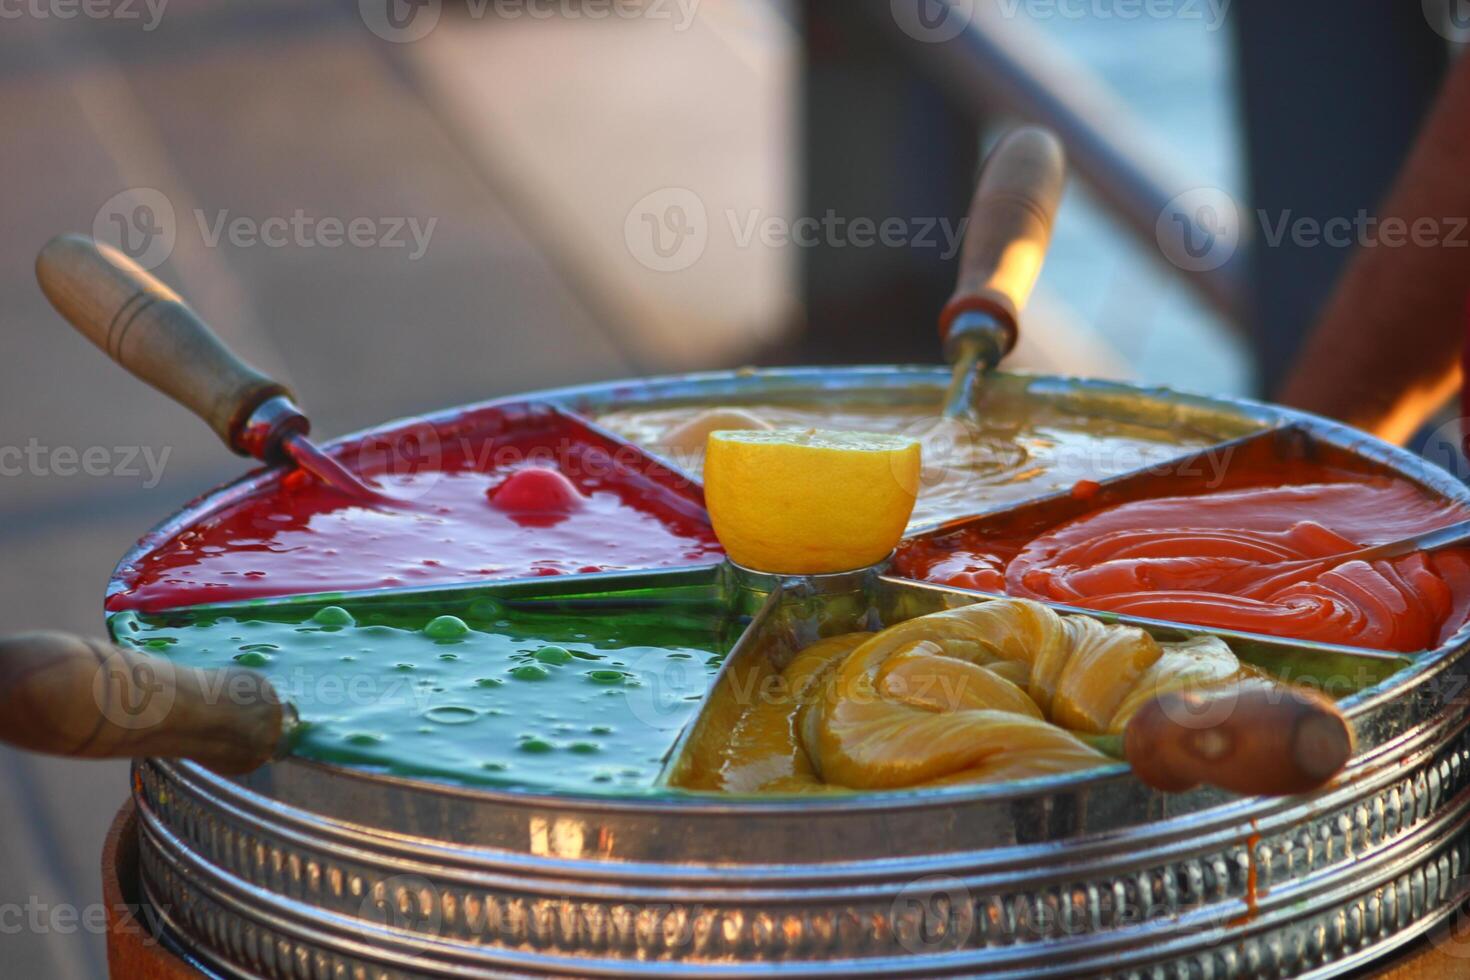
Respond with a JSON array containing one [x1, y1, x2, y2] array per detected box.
[[108, 405, 722, 611], [895, 461, 1470, 652]]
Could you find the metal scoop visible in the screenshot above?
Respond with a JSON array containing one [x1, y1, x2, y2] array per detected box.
[[35, 235, 387, 503], [1347, 517, 1470, 561], [936, 127, 1067, 423], [918, 128, 1067, 497], [1205, 515, 1470, 600]]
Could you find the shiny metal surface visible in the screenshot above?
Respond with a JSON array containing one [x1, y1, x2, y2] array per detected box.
[[1346, 516, 1470, 565], [941, 310, 1012, 421], [112, 368, 1470, 977], [233, 392, 309, 460]]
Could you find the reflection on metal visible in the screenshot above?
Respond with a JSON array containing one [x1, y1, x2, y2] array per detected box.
[[865, 0, 1249, 330], [118, 368, 1470, 976]]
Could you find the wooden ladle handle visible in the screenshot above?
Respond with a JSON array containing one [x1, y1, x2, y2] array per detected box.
[[35, 234, 293, 455], [938, 127, 1067, 353], [0, 630, 290, 774], [1125, 679, 1354, 796]]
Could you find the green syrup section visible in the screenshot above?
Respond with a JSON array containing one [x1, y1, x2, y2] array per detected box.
[[108, 581, 736, 795]]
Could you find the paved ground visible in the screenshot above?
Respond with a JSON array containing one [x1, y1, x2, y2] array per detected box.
[[3, 5, 676, 975], [0, 4, 1137, 975]]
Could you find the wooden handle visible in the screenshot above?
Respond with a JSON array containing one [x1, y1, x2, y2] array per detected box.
[[35, 234, 291, 454], [0, 631, 290, 774], [1125, 679, 1354, 796], [938, 127, 1067, 349]]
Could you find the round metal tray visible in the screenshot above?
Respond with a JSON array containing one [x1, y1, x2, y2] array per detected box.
[[116, 368, 1470, 977]]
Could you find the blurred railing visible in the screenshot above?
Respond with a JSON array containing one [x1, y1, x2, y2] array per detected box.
[[860, 0, 1250, 333]]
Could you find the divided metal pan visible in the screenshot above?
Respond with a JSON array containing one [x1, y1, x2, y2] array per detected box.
[[114, 368, 1470, 977]]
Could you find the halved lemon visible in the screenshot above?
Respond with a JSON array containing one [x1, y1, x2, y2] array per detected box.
[[704, 428, 921, 574]]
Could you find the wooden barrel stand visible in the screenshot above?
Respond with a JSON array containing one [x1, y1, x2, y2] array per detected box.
[[102, 801, 196, 979]]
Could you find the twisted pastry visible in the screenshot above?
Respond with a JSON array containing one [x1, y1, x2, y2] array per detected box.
[[703, 598, 1252, 792]]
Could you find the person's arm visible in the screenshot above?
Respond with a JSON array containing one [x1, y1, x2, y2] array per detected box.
[[1278, 52, 1470, 445]]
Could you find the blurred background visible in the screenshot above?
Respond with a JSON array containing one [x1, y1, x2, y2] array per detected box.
[[0, 1, 1462, 974]]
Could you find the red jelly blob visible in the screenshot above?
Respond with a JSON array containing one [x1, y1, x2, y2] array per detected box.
[[489, 467, 585, 512], [1070, 479, 1102, 502]]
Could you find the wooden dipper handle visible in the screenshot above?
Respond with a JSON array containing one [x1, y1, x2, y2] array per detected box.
[[1125, 679, 1354, 796], [0, 631, 290, 774], [35, 234, 292, 454], [938, 127, 1067, 351]]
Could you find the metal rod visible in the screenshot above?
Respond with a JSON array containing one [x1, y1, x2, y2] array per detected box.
[[280, 433, 388, 504]]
